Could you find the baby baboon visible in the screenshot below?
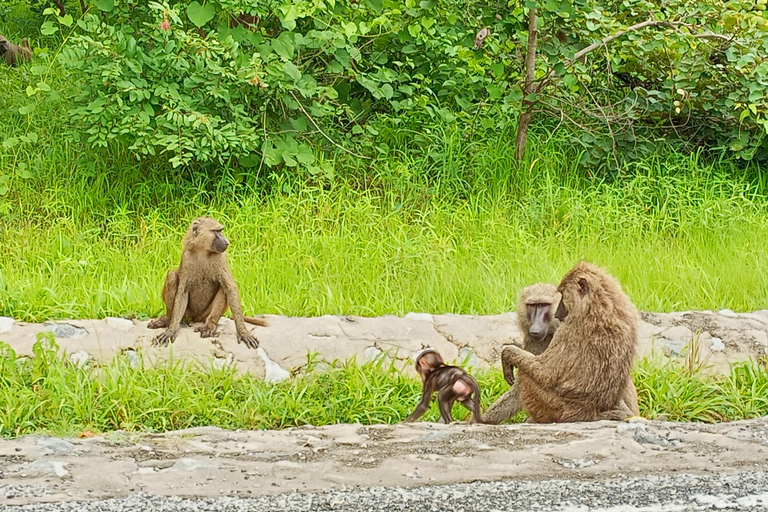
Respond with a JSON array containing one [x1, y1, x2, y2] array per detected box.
[[504, 262, 640, 423], [484, 283, 561, 425], [149, 217, 267, 349], [0, 36, 32, 66], [405, 349, 485, 424]]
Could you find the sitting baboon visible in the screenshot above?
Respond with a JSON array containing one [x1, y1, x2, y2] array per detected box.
[[0, 36, 32, 66], [483, 283, 561, 425], [149, 217, 267, 349], [503, 262, 640, 423]]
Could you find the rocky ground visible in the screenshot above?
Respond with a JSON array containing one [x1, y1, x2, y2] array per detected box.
[[1, 308, 767, 379], [1, 310, 767, 510], [1, 418, 767, 510]]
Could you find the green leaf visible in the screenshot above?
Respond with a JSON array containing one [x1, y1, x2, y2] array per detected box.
[[407, 24, 421, 37], [16, 163, 33, 179], [2, 138, 19, 149], [94, 0, 114, 12], [59, 14, 73, 27], [284, 61, 302, 81], [187, 1, 216, 28], [18, 104, 36, 115], [342, 22, 357, 37], [271, 33, 296, 60], [296, 144, 315, 165], [41, 21, 58, 36]]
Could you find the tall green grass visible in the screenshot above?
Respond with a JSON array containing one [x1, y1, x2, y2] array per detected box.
[[2, 336, 766, 438], [2, 49, 768, 320]]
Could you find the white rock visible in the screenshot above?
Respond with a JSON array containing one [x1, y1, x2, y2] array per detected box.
[[19, 460, 69, 478], [125, 350, 141, 369], [458, 347, 479, 369], [710, 337, 725, 352], [257, 347, 290, 383], [719, 309, 738, 318], [0, 317, 14, 333], [37, 437, 75, 455], [105, 317, 134, 331], [404, 312, 434, 323], [165, 457, 219, 472], [363, 346, 383, 363], [46, 322, 88, 338], [69, 350, 90, 369], [213, 353, 235, 370]]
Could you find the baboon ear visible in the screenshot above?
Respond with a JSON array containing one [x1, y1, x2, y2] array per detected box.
[[577, 278, 589, 297], [192, 221, 200, 235]]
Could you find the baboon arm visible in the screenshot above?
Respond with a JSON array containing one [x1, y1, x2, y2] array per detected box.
[[501, 346, 517, 385], [405, 384, 433, 422], [167, 284, 189, 331], [220, 276, 260, 349], [504, 345, 559, 389]]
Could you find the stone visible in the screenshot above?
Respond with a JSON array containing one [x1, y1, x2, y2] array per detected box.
[[165, 458, 219, 472], [404, 313, 434, 323], [37, 437, 75, 455], [710, 337, 725, 352], [258, 347, 290, 383], [125, 350, 141, 369], [69, 350, 90, 369], [46, 322, 88, 339], [104, 317, 134, 331], [458, 346, 479, 369], [719, 309, 738, 318], [363, 346, 383, 364], [19, 460, 69, 478], [0, 316, 14, 333]]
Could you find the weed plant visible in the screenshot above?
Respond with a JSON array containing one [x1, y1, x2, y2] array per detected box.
[[1, 336, 766, 438]]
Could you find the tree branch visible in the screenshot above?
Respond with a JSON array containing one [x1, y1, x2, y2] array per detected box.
[[535, 20, 732, 94]]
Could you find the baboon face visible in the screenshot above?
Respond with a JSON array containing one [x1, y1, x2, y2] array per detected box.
[[0, 36, 8, 55], [187, 217, 229, 253], [527, 302, 554, 342]]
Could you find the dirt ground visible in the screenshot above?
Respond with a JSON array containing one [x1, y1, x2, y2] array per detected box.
[[1, 417, 768, 506]]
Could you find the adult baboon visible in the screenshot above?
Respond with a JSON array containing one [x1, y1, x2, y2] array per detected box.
[[405, 349, 485, 424], [483, 283, 560, 425], [503, 262, 640, 423], [149, 217, 267, 349], [0, 36, 32, 66]]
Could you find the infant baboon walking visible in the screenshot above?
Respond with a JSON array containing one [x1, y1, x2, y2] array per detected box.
[[483, 283, 561, 424], [0, 35, 32, 66], [503, 262, 640, 423], [149, 217, 267, 349]]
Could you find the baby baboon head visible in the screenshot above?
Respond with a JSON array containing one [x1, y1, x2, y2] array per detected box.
[[556, 261, 629, 322], [184, 217, 229, 253], [0, 36, 9, 55]]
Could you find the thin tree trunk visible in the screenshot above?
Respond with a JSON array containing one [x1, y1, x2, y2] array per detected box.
[[80, 0, 87, 14], [52, 0, 66, 16], [514, 7, 538, 161]]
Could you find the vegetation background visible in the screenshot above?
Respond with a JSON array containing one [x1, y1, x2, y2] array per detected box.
[[1, 0, 767, 435]]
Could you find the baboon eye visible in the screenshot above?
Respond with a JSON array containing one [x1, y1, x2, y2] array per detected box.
[[578, 278, 589, 296]]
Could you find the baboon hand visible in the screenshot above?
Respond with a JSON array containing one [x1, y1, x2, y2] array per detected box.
[[152, 330, 177, 346], [194, 323, 219, 338], [237, 330, 260, 349]]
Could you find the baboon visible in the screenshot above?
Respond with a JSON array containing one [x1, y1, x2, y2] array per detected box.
[[149, 217, 267, 349], [503, 262, 640, 423], [0, 36, 32, 66], [483, 283, 561, 424], [405, 349, 485, 424]]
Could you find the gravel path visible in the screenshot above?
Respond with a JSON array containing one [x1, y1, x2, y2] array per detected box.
[[2, 471, 768, 511]]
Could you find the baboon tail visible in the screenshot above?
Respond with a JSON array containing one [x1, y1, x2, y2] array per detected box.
[[470, 379, 486, 424], [244, 316, 269, 327]]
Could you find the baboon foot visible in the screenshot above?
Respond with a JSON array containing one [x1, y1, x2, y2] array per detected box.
[[147, 317, 169, 329], [237, 330, 259, 349], [195, 323, 219, 338], [152, 330, 177, 346]]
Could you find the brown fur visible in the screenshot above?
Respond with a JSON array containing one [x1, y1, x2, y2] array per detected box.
[[0, 36, 32, 66], [484, 283, 560, 425], [504, 262, 640, 423], [149, 217, 267, 349]]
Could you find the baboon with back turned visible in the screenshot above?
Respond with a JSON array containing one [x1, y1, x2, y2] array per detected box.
[[483, 283, 561, 424], [149, 217, 267, 349], [0, 35, 32, 66], [503, 262, 640, 423]]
